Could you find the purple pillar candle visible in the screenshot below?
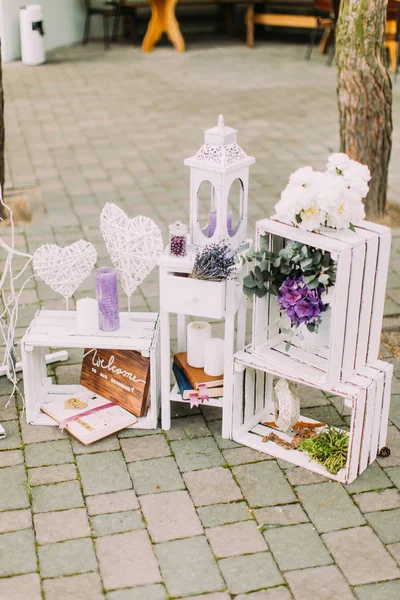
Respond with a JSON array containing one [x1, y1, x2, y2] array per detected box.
[[95, 267, 120, 332], [207, 208, 233, 238]]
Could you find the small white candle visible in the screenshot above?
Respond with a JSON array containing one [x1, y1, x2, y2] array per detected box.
[[204, 338, 225, 377], [76, 298, 99, 336], [187, 321, 212, 368]]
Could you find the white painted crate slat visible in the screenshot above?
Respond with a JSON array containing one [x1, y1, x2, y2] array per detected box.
[[252, 219, 391, 387], [21, 310, 161, 429], [232, 348, 389, 484]]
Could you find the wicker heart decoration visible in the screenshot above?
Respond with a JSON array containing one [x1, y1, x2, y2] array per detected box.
[[100, 203, 163, 300], [33, 240, 97, 299]]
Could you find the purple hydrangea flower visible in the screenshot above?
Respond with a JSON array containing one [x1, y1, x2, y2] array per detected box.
[[277, 275, 326, 326]]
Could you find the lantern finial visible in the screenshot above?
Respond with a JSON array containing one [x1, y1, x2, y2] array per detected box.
[[218, 114, 224, 130]]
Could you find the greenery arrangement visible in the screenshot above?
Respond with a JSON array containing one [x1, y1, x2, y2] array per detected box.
[[299, 426, 349, 474], [242, 241, 337, 334]]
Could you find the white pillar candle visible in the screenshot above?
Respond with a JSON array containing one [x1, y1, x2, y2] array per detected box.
[[76, 298, 99, 336], [187, 321, 212, 368], [204, 338, 225, 377]]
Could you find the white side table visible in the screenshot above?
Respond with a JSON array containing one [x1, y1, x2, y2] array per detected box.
[[21, 310, 160, 429], [159, 247, 248, 439]]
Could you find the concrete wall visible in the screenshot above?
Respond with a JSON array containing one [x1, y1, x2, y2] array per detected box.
[[0, 0, 103, 62]]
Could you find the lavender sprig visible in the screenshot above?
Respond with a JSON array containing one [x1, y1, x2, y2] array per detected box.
[[190, 241, 237, 282]]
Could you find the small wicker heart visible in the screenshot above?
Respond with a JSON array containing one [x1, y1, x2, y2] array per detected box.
[[100, 203, 163, 299], [65, 397, 88, 410], [33, 240, 97, 299]]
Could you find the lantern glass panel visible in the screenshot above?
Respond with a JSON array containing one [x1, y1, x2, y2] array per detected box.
[[227, 178, 244, 238], [197, 180, 216, 238]]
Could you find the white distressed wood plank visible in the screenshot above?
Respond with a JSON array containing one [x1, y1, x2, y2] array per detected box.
[[368, 232, 391, 363], [368, 371, 385, 465], [244, 367, 256, 423], [260, 218, 349, 255], [347, 390, 366, 482], [359, 380, 378, 473]]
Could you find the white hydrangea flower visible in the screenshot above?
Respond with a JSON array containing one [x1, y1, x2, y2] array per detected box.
[[288, 166, 315, 187], [345, 159, 371, 183], [327, 153, 351, 174]]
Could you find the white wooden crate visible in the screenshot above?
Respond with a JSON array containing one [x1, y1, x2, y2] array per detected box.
[[232, 348, 389, 484], [21, 310, 161, 429], [252, 218, 390, 387]]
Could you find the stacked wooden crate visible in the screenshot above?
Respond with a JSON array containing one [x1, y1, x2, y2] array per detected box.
[[232, 218, 392, 484]]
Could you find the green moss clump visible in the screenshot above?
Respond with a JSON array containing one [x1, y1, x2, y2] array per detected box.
[[299, 426, 349, 475]]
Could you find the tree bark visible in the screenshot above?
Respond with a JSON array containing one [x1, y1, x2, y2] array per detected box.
[[336, 0, 392, 218], [0, 40, 4, 219]]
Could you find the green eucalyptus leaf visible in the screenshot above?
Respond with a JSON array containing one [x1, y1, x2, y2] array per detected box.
[[300, 257, 313, 269], [308, 279, 320, 290], [312, 251, 322, 265], [318, 273, 330, 285], [306, 323, 316, 332], [304, 274, 317, 284]]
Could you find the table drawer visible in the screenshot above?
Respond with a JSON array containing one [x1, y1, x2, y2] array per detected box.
[[160, 274, 226, 319]]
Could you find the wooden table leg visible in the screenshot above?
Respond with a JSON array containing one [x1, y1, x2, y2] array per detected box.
[[142, 0, 185, 52]]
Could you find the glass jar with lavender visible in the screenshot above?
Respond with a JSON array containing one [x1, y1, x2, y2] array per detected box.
[[169, 221, 188, 257]]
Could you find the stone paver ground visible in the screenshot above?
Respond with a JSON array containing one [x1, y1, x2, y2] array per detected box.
[[1, 38, 400, 599]]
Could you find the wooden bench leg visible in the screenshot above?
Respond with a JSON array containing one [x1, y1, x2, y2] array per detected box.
[[246, 4, 255, 48], [224, 4, 234, 36]]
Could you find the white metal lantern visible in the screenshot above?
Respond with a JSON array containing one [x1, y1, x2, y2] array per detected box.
[[184, 115, 255, 248]]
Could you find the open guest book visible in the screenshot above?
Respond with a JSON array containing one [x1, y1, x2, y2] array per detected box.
[[41, 393, 137, 445]]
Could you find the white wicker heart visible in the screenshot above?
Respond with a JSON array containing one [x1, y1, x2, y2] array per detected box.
[[33, 240, 97, 302], [100, 203, 163, 307]]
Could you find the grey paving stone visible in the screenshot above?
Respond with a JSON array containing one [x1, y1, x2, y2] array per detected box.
[[233, 462, 296, 508], [377, 425, 400, 467], [0, 420, 22, 450], [0, 465, 29, 510], [298, 385, 330, 408], [34, 508, 90, 544], [171, 436, 224, 472], [0, 529, 37, 576], [254, 504, 309, 529], [207, 520, 267, 558], [0, 573, 42, 600], [42, 573, 104, 600], [0, 509, 32, 534], [207, 419, 241, 449], [96, 530, 161, 590], [20, 421, 67, 444], [107, 584, 167, 600], [296, 482, 365, 533], [176, 594, 230, 600], [386, 466, 400, 488], [219, 552, 284, 595], [353, 487, 400, 513], [286, 467, 326, 486], [118, 427, 163, 439], [265, 523, 333, 571], [91, 510, 144, 536], [387, 542, 400, 565], [32, 480, 84, 513], [354, 580, 400, 600], [39, 538, 98, 578], [29, 463, 77, 486], [346, 462, 393, 493], [140, 490, 202, 542], [285, 565, 354, 600], [77, 451, 132, 496], [165, 414, 212, 441], [155, 536, 224, 597], [184, 467, 243, 506], [25, 439, 73, 467], [0, 449, 23, 467], [223, 446, 271, 465], [86, 490, 139, 515], [129, 457, 185, 495], [366, 508, 400, 543], [322, 526, 400, 585], [198, 501, 252, 527], [235, 590, 292, 600], [121, 434, 171, 462], [71, 435, 120, 454]]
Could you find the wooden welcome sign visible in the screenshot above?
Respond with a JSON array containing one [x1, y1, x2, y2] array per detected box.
[[80, 348, 150, 417]]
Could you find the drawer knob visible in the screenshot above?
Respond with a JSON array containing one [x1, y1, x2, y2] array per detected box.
[[188, 295, 198, 303]]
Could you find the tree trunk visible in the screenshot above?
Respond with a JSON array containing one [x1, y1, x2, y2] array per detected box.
[[0, 40, 4, 219], [336, 0, 392, 218]]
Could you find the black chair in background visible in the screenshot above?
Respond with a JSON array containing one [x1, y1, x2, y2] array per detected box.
[[83, 0, 120, 50], [305, 0, 340, 66]]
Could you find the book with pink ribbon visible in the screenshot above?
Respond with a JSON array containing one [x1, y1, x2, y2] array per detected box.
[[40, 393, 137, 445]]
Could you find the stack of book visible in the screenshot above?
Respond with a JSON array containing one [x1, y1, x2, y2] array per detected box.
[[173, 352, 224, 401]]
